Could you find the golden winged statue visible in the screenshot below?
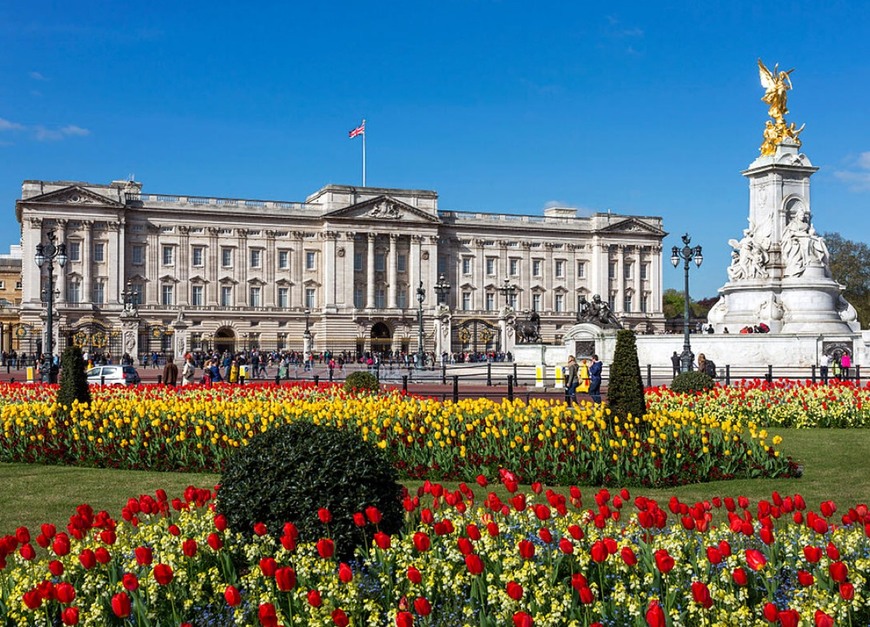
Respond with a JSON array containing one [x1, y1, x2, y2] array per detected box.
[[757, 59, 804, 155]]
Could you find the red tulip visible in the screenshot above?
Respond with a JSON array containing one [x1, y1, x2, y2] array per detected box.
[[763, 602, 779, 622], [253, 522, 267, 536], [182, 538, 198, 557], [134, 546, 153, 565], [465, 553, 484, 575], [94, 547, 111, 564], [820, 500, 836, 517], [512, 611, 534, 627], [338, 562, 354, 583], [620, 546, 637, 566], [803, 545, 822, 563], [353, 511, 366, 527], [396, 611, 414, 627], [571, 572, 588, 592], [122, 572, 139, 591], [506, 581, 524, 600], [518, 539, 535, 560], [19, 543, 35, 560], [414, 596, 432, 616], [48, 559, 64, 577], [840, 582, 855, 600], [318, 508, 332, 524], [814, 610, 834, 627], [558, 538, 573, 554], [332, 608, 349, 627], [55, 581, 75, 604], [374, 531, 391, 550], [731, 567, 748, 586], [645, 600, 665, 627], [23, 588, 42, 609], [778, 609, 800, 627], [745, 549, 767, 571], [829, 561, 848, 583], [52, 533, 71, 556], [365, 506, 382, 524], [111, 592, 131, 618], [258, 602, 278, 627], [225, 585, 242, 607], [78, 549, 96, 570], [213, 513, 227, 531], [407, 566, 422, 584], [590, 540, 608, 563], [654, 549, 674, 574], [153, 563, 174, 585], [796, 570, 814, 587], [275, 566, 297, 591], [61, 606, 79, 625], [413, 532, 431, 552], [294, 587, 316, 606], [578, 586, 595, 604], [691, 581, 713, 609], [259, 557, 278, 577], [317, 538, 335, 559]]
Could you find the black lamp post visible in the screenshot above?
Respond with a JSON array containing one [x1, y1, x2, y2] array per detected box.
[[35, 230, 67, 383], [670, 233, 703, 373], [434, 273, 451, 305], [416, 281, 425, 368], [497, 278, 517, 307], [303, 308, 311, 350]]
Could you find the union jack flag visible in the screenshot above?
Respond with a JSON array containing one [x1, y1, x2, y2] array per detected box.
[[348, 120, 365, 138]]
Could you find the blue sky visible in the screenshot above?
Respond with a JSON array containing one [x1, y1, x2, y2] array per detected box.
[[2, 0, 868, 298]]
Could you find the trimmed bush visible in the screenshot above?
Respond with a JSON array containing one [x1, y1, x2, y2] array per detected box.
[[217, 421, 403, 560], [57, 345, 91, 411], [670, 370, 715, 393], [607, 329, 646, 420], [344, 370, 380, 394]]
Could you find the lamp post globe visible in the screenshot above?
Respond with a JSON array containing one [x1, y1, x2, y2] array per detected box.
[[670, 233, 702, 373]]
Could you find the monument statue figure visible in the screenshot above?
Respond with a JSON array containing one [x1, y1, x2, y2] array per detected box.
[[727, 230, 769, 281], [577, 294, 621, 328], [514, 309, 541, 343], [758, 59, 805, 155], [781, 205, 830, 278]]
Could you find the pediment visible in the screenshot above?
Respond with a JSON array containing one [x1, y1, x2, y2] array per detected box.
[[189, 274, 208, 284], [600, 218, 665, 236], [25, 185, 125, 208], [158, 274, 179, 283], [323, 195, 440, 224]]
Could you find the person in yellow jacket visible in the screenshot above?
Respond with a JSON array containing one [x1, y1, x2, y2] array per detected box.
[[577, 358, 591, 393], [229, 359, 239, 384]]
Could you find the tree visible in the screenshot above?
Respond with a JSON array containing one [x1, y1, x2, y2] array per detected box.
[[663, 288, 718, 320], [823, 232, 870, 329], [607, 329, 646, 422], [57, 345, 91, 412]]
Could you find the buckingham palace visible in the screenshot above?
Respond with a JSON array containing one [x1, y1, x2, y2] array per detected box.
[[15, 179, 666, 361]]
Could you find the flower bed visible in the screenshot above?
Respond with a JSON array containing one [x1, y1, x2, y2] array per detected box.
[[0, 384, 796, 486], [647, 380, 870, 428], [1, 480, 868, 626]]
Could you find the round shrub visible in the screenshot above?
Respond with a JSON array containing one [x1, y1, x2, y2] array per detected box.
[[670, 370, 715, 393], [217, 421, 403, 560], [344, 370, 380, 394]]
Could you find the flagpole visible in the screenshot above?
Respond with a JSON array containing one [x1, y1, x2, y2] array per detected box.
[[362, 125, 366, 187]]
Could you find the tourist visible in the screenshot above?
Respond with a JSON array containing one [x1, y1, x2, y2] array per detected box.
[[820, 353, 831, 384], [589, 355, 603, 404], [671, 351, 680, 376], [564, 356, 579, 406], [840, 352, 851, 381], [181, 353, 195, 386], [697, 353, 717, 378], [578, 358, 590, 394], [162, 357, 178, 387]]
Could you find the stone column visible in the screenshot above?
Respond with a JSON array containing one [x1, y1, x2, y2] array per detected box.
[[236, 229, 248, 307], [82, 221, 93, 304], [178, 226, 190, 307], [264, 230, 276, 307], [323, 231, 337, 310], [293, 231, 305, 308], [366, 233, 376, 309], [410, 235, 422, 293], [434, 305, 452, 357], [387, 233, 397, 308], [55, 219, 69, 305], [146, 225, 160, 305], [207, 227, 219, 306], [120, 312, 140, 363], [522, 242, 532, 312]]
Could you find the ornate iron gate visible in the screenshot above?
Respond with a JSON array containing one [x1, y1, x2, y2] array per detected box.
[[453, 318, 499, 354], [59, 323, 123, 362]]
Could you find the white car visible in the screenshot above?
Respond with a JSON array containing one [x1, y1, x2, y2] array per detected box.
[[86, 365, 141, 386]]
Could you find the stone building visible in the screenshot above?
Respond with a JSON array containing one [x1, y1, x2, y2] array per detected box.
[[0, 247, 25, 356], [15, 179, 666, 361]]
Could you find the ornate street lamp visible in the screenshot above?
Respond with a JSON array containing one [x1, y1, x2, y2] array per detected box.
[[416, 281, 425, 368], [434, 273, 451, 305], [497, 278, 517, 307], [35, 230, 67, 383], [303, 308, 312, 353], [670, 233, 703, 373]]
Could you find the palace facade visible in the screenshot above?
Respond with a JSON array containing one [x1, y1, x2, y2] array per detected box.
[[15, 179, 666, 360]]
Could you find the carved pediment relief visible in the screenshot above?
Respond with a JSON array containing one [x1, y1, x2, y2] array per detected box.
[[323, 195, 441, 224], [24, 185, 124, 208], [599, 218, 665, 236]]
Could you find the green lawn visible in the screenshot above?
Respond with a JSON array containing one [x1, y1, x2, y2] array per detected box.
[[1, 428, 868, 535]]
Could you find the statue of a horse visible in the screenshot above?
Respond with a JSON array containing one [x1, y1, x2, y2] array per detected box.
[[514, 319, 541, 343]]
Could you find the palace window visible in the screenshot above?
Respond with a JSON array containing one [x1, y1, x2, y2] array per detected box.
[[462, 257, 472, 275], [249, 286, 261, 307], [577, 261, 585, 278], [354, 285, 364, 308], [461, 292, 471, 311], [305, 288, 316, 308], [162, 246, 174, 266], [278, 250, 290, 270], [641, 293, 649, 313], [486, 258, 496, 276], [608, 262, 616, 279], [397, 254, 407, 273], [131, 245, 144, 265], [624, 262, 633, 279], [555, 260, 565, 278], [250, 249, 262, 269], [397, 287, 407, 309], [375, 253, 386, 272], [192, 246, 204, 267], [93, 281, 105, 305], [93, 243, 105, 263], [485, 292, 495, 311], [641, 263, 649, 280], [354, 252, 363, 272], [161, 284, 174, 306], [509, 258, 520, 276], [68, 242, 81, 262], [555, 294, 564, 312], [67, 279, 81, 303], [532, 259, 542, 277], [191, 285, 204, 306], [305, 251, 316, 271], [623, 294, 632, 313], [221, 247, 233, 267], [374, 286, 386, 309], [532, 293, 541, 311], [220, 286, 232, 307]]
